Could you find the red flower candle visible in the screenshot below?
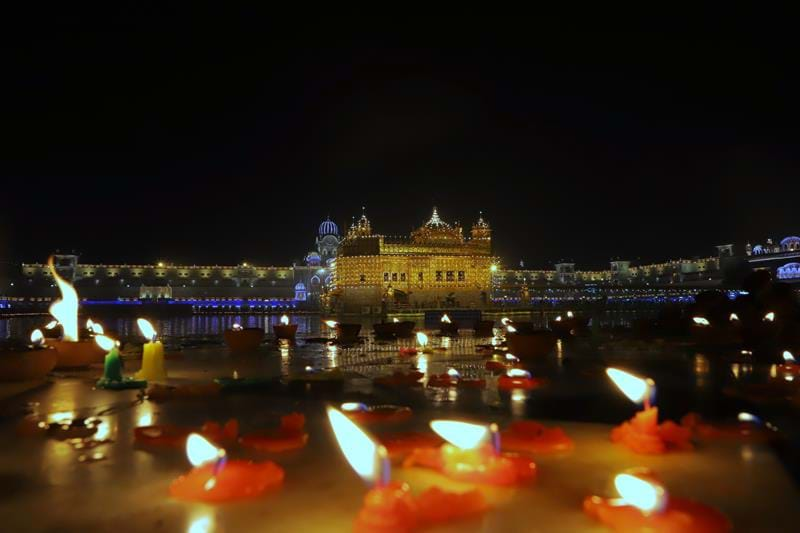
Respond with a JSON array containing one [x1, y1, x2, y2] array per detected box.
[[239, 413, 309, 452], [500, 420, 574, 454], [498, 368, 544, 391], [584, 469, 730, 532], [427, 368, 461, 388], [607, 368, 692, 454], [169, 433, 284, 503]]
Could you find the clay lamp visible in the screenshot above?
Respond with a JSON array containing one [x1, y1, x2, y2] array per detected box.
[[273, 314, 298, 341], [223, 323, 263, 353], [438, 314, 459, 337]]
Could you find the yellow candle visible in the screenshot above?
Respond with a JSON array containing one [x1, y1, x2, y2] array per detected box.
[[135, 318, 167, 381]]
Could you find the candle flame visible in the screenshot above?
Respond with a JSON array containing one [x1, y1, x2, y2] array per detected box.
[[137, 318, 157, 341], [505, 353, 519, 362], [447, 368, 460, 378], [764, 312, 775, 322], [430, 420, 490, 450], [30, 329, 44, 346], [729, 313, 740, 322], [606, 368, 653, 404], [186, 433, 225, 467], [614, 472, 668, 514], [45, 320, 58, 330], [304, 365, 314, 372], [692, 317, 710, 326], [94, 335, 117, 352], [325, 320, 338, 328], [506, 324, 517, 333], [738, 412, 761, 424], [341, 402, 368, 412], [506, 368, 531, 378], [441, 314, 452, 324], [392, 317, 399, 323], [554, 315, 562, 322], [783, 350, 796, 363], [327, 406, 386, 485], [566, 311, 574, 318], [416, 331, 429, 347], [47, 256, 79, 341], [90, 321, 104, 335], [501, 317, 511, 326], [280, 314, 289, 325], [231, 323, 243, 331]]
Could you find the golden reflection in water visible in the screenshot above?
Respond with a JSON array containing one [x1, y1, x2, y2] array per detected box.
[[769, 365, 778, 379], [279, 341, 290, 359], [93, 419, 111, 441], [416, 354, 428, 375], [447, 388, 458, 402], [694, 354, 710, 375], [188, 511, 214, 533], [48, 411, 76, 425], [741, 445, 755, 462], [441, 336, 451, 349], [327, 343, 338, 368], [511, 389, 528, 418], [731, 363, 741, 379], [137, 401, 155, 427]]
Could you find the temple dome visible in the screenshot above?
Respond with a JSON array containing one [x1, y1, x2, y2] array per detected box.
[[305, 252, 322, 266], [319, 217, 339, 236]]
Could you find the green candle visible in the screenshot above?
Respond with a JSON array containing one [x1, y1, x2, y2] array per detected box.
[[103, 346, 123, 382]]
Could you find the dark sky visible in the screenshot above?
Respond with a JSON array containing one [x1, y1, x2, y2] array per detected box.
[[3, 14, 799, 269]]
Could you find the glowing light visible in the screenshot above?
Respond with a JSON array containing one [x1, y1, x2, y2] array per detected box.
[[304, 365, 314, 372], [137, 318, 157, 341], [490, 264, 498, 272], [554, 315, 563, 322], [566, 311, 574, 318], [505, 353, 519, 363], [416, 331, 429, 348], [47, 256, 79, 341], [738, 412, 761, 424], [501, 317, 511, 326], [729, 313, 740, 322], [447, 368, 461, 379], [614, 472, 667, 514], [325, 320, 338, 328], [188, 515, 213, 533], [392, 317, 399, 323], [30, 329, 44, 346], [233, 370, 239, 380], [45, 320, 58, 330], [416, 354, 428, 374], [764, 312, 775, 322], [231, 323, 243, 331], [506, 325, 517, 333], [186, 433, 225, 470], [692, 317, 710, 326], [327, 406, 386, 485], [94, 335, 117, 352], [280, 314, 289, 325], [783, 350, 796, 363], [430, 420, 491, 450], [341, 402, 367, 412], [441, 314, 452, 324], [606, 368, 653, 404], [506, 368, 531, 379]]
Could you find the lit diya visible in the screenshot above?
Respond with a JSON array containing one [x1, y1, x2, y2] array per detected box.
[[223, 323, 264, 353], [95, 335, 148, 390], [341, 402, 413, 424], [327, 407, 488, 532], [584, 468, 730, 532], [680, 412, 776, 443], [777, 350, 800, 376], [273, 314, 298, 341], [500, 420, 574, 454], [498, 368, 544, 391], [607, 368, 692, 454], [403, 420, 537, 486], [170, 433, 284, 503], [438, 313, 459, 337], [428, 367, 485, 388], [239, 413, 309, 452], [135, 419, 239, 448]]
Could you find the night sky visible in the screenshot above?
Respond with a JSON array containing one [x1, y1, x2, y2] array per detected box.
[[3, 14, 799, 269]]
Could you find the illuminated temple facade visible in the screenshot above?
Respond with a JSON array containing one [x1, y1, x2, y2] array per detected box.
[[332, 208, 496, 312]]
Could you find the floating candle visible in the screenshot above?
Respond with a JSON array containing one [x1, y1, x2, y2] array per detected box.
[[607, 368, 692, 454], [170, 433, 284, 503], [327, 407, 487, 532], [135, 318, 167, 381], [95, 335, 147, 390], [341, 403, 413, 424], [583, 469, 731, 532], [403, 420, 536, 486], [239, 413, 309, 452], [500, 420, 574, 454], [273, 314, 298, 340], [776, 350, 800, 376], [498, 368, 543, 391]]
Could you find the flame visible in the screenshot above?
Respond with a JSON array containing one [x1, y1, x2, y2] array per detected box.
[[392, 317, 399, 323], [447, 368, 460, 378], [506, 368, 531, 378], [692, 317, 710, 326], [91, 322, 104, 335], [45, 320, 59, 330], [231, 323, 243, 331], [501, 317, 511, 326], [783, 350, 796, 363], [325, 320, 338, 328], [505, 353, 519, 362], [430, 420, 490, 450], [30, 329, 44, 346], [416, 331, 429, 347], [94, 335, 117, 352], [738, 412, 761, 424], [327, 406, 386, 484], [341, 402, 368, 412], [554, 315, 562, 322], [280, 314, 289, 325], [441, 314, 451, 324], [86, 319, 95, 331], [614, 472, 668, 514], [304, 365, 314, 372], [506, 324, 517, 333], [186, 433, 225, 467], [47, 256, 79, 341], [137, 318, 157, 341], [764, 312, 775, 322], [566, 311, 574, 318], [606, 368, 653, 404], [729, 313, 740, 322]]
